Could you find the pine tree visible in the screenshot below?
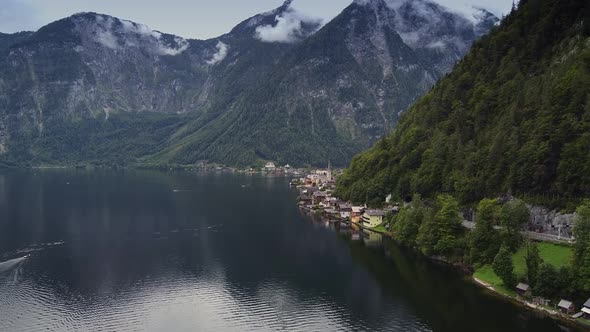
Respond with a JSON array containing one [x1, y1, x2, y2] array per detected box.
[[469, 199, 501, 264], [524, 241, 542, 287], [500, 199, 529, 251], [493, 245, 515, 287]]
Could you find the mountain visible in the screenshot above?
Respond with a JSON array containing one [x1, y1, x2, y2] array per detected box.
[[144, 0, 498, 167], [0, 0, 497, 167], [0, 6, 301, 166], [335, 0, 590, 206], [0, 31, 33, 52]]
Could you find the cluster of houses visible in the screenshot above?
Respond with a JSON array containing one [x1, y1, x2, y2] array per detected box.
[[294, 169, 390, 229], [515, 282, 590, 319], [257, 162, 302, 175]]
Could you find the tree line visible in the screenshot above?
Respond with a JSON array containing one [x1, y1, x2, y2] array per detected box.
[[388, 195, 590, 303]]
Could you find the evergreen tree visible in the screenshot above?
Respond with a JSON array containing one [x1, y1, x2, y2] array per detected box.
[[573, 201, 590, 263], [524, 241, 542, 287], [469, 199, 501, 264], [500, 199, 529, 251], [575, 243, 590, 292], [573, 201, 590, 291], [493, 245, 515, 287], [534, 263, 559, 299]]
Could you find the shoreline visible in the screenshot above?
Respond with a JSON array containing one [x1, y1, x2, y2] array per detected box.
[[302, 205, 589, 331], [471, 276, 588, 330]]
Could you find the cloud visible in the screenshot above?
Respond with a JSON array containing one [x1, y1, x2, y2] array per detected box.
[[86, 14, 188, 55], [207, 41, 229, 65], [255, 5, 322, 43], [94, 16, 119, 49]]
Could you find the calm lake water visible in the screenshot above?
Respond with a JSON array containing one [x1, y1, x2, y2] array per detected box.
[[0, 170, 579, 331]]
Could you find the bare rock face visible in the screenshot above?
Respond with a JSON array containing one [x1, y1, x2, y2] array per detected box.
[[528, 205, 576, 237], [0, 0, 497, 166]]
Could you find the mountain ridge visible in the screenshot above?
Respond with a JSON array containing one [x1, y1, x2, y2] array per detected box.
[[0, 0, 498, 167]]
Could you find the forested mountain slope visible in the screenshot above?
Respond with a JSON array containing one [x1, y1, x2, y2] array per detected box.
[[336, 0, 590, 205]]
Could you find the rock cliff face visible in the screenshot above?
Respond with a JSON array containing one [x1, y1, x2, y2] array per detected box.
[[529, 205, 576, 238], [0, 0, 497, 167]]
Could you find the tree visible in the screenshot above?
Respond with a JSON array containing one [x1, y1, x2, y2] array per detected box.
[[556, 266, 573, 300], [573, 200, 590, 263], [432, 195, 463, 255], [534, 263, 559, 299], [493, 245, 515, 287], [393, 194, 429, 246], [416, 194, 463, 257], [573, 201, 590, 291], [469, 199, 501, 264], [575, 243, 590, 292], [524, 241, 542, 287], [500, 199, 530, 250]]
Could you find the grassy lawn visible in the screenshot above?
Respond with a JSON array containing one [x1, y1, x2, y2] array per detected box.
[[474, 243, 573, 293], [371, 224, 388, 233], [513, 243, 573, 277], [473, 265, 516, 296]]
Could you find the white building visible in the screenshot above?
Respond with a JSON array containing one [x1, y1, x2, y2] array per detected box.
[[264, 162, 276, 172]]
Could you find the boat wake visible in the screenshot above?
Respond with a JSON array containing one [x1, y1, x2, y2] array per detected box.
[[0, 255, 29, 274]]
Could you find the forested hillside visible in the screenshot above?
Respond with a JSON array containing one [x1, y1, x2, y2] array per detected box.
[[336, 0, 590, 206]]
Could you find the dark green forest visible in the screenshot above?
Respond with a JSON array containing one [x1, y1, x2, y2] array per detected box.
[[335, 0, 590, 207]]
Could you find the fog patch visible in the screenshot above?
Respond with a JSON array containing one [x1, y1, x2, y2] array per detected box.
[[207, 41, 229, 65], [82, 14, 189, 56], [255, 3, 322, 43]]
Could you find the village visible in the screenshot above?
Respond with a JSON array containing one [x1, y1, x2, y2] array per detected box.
[[291, 166, 394, 231], [290, 166, 590, 328]]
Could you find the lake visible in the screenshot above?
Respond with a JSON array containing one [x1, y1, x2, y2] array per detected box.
[[0, 170, 579, 331]]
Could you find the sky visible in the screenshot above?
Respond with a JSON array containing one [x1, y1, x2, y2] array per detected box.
[[0, 0, 514, 39]]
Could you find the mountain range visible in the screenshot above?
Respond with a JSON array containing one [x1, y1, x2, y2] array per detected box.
[[0, 0, 498, 167]]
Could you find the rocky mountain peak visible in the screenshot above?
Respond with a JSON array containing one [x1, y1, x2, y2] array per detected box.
[[70, 13, 189, 56]]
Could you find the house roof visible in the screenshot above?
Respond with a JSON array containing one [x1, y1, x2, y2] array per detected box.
[[365, 209, 386, 216], [558, 299, 573, 309], [582, 307, 590, 315], [338, 203, 352, 209], [313, 191, 327, 197], [584, 298, 590, 308], [325, 209, 338, 214], [352, 206, 364, 213], [516, 283, 530, 291]]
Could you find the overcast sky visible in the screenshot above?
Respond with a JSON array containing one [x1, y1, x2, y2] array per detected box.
[[0, 0, 513, 39]]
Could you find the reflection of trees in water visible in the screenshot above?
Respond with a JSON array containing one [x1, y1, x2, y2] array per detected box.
[[342, 238, 569, 332]]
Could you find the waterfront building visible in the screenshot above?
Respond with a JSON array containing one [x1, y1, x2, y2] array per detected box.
[[516, 283, 531, 297], [362, 210, 386, 228], [583, 299, 590, 319], [264, 162, 276, 172], [557, 299, 575, 314], [351, 206, 365, 223]]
